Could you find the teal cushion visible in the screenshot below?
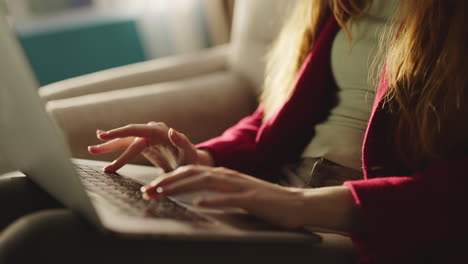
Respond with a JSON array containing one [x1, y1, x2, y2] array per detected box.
[[17, 19, 146, 86]]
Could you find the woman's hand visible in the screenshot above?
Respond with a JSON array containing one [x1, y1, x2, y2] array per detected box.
[[87, 122, 214, 173], [141, 165, 305, 229]]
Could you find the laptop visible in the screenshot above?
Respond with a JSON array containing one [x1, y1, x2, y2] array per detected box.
[[0, 14, 320, 244]]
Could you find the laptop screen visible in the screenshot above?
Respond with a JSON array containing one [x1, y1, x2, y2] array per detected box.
[[0, 14, 100, 225]]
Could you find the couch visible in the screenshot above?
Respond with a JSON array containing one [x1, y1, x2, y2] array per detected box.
[[40, 0, 293, 165]]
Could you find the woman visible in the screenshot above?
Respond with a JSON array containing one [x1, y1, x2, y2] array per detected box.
[[89, 0, 468, 262], [2, 0, 468, 263]]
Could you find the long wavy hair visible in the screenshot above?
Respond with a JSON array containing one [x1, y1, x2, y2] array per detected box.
[[261, 0, 468, 170]]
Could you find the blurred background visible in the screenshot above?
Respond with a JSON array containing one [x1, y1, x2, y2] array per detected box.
[[2, 0, 233, 86]]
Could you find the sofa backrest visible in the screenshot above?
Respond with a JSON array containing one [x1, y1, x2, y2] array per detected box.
[[228, 0, 296, 92]]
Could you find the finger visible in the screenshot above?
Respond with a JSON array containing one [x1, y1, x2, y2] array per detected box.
[[104, 138, 147, 172], [142, 167, 251, 200], [99, 124, 167, 141], [141, 166, 204, 198], [96, 129, 106, 141], [88, 137, 135, 154], [195, 193, 249, 209], [168, 129, 198, 164], [158, 173, 243, 197], [141, 146, 175, 172], [154, 165, 212, 185]]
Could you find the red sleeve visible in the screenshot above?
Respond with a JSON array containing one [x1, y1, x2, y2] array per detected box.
[[344, 156, 468, 263], [195, 106, 265, 174]]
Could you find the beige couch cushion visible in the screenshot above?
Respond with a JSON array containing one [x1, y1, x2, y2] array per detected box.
[[46, 72, 254, 163], [40, 46, 228, 101], [228, 0, 296, 91]]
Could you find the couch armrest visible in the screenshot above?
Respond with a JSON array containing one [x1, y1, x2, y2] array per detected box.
[[46, 71, 256, 164], [39, 45, 229, 101]]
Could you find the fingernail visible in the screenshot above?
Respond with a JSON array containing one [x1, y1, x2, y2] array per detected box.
[[103, 162, 115, 173], [141, 187, 156, 200], [96, 129, 105, 135], [173, 128, 184, 136], [87, 146, 96, 153], [141, 185, 163, 199], [169, 129, 184, 145], [174, 129, 183, 137], [169, 128, 179, 140], [97, 130, 109, 140]]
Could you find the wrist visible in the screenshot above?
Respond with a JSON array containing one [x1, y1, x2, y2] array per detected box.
[[196, 149, 215, 167], [298, 186, 359, 232]]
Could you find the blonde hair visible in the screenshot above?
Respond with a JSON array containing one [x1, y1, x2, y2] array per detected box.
[[385, 0, 468, 168], [261, 0, 468, 169]]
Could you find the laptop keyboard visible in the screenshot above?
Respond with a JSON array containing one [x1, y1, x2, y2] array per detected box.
[[74, 163, 207, 222]]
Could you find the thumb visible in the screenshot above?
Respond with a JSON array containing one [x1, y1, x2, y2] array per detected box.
[[168, 128, 198, 164]]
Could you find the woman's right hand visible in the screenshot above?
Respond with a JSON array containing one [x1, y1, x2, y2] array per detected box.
[[87, 122, 214, 173]]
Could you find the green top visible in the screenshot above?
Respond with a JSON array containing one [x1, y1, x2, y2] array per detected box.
[[301, 0, 397, 171]]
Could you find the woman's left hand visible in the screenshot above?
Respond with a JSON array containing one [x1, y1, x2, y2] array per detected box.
[[141, 165, 305, 229]]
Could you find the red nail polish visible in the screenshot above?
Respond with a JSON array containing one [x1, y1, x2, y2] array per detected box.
[[87, 146, 96, 153], [97, 131, 109, 140], [173, 129, 182, 137], [103, 165, 113, 173], [146, 188, 158, 199], [141, 186, 163, 199]]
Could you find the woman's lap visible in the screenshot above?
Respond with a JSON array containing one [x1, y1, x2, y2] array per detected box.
[[277, 157, 364, 188], [0, 175, 358, 264], [0, 176, 62, 230]]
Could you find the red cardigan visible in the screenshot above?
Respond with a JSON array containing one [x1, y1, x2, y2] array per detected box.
[[196, 15, 468, 263]]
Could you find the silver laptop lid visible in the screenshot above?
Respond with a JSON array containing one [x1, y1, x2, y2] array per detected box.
[[0, 14, 100, 226]]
